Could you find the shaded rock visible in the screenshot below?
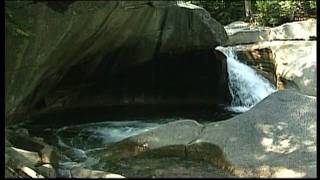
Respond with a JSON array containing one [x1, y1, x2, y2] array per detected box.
[[5, 166, 19, 178], [5, 139, 58, 178], [102, 152, 234, 178], [35, 164, 56, 178], [5, 146, 41, 178], [71, 167, 125, 178], [14, 127, 29, 136], [186, 142, 232, 172], [56, 168, 72, 178], [5, 131, 45, 152], [86, 120, 234, 178], [124, 119, 203, 149], [231, 47, 276, 85], [63, 148, 88, 162], [5, 128, 59, 177], [5, 1, 230, 123], [5, 136, 12, 147], [86, 119, 203, 167], [198, 89, 316, 177], [6, 147, 41, 167]]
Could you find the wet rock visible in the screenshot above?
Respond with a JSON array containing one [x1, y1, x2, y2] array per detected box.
[[57, 168, 72, 178], [89, 120, 234, 178], [89, 120, 203, 161], [232, 47, 276, 85], [223, 41, 316, 95], [14, 127, 29, 136], [63, 148, 88, 162], [124, 119, 203, 150]]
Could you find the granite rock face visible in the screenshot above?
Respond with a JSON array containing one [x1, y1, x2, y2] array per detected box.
[[5, 1, 231, 123], [199, 89, 316, 177], [224, 19, 316, 45], [103, 90, 316, 178]]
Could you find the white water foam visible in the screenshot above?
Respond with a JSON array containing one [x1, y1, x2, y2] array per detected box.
[[83, 121, 160, 144], [216, 46, 277, 112], [55, 120, 163, 150]]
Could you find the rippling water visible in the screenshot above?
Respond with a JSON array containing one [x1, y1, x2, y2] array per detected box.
[[55, 120, 164, 150]]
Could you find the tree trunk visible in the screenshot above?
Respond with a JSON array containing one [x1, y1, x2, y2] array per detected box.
[[244, 0, 252, 17]]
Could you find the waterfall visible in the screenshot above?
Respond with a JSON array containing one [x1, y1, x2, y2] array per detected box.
[[216, 46, 277, 112]]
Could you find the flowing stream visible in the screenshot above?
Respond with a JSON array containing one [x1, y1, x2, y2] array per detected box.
[[21, 47, 277, 177], [216, 46, 277, 112]]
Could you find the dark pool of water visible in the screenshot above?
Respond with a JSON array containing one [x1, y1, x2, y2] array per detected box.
[[18, 104, 240, 155], [24, 104, 239, 129], [15, 104, 239, 177]]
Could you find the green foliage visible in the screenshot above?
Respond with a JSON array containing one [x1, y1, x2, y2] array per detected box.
[[254, 1, 290, 26], [254, 0, 316, 26], [309, 1, 316, 9], [189, 0, 246, 25], [185, 0, 316, 27], [5, 6, 33, 38]]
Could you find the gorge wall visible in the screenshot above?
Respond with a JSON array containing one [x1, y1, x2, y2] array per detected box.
[[5, 1, 231, 124]]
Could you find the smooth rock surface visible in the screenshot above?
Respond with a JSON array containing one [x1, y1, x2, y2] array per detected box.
[[106, 90, 316, 178], [87, 120, 203, 161], [71, 167, 125, 178], [271, 41, 316, 96], [224, 19, 316, 45], [5, 1, 230, 123], [198, 89, 316, 177]]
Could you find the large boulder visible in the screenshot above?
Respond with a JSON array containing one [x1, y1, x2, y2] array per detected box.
[[271, 41, 316, 96], [5, 1, 230, 123], [100, 89, 316, 177], [5, 133, 58, 178], [85, 120, 233, 178], [224, 19, 316, 45], [198, 89, 316, 177]]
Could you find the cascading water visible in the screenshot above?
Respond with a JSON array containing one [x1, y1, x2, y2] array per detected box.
[[216, 46, 277, 112]]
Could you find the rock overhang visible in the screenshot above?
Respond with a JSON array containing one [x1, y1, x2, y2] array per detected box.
[[5, 1, 231, 124]]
